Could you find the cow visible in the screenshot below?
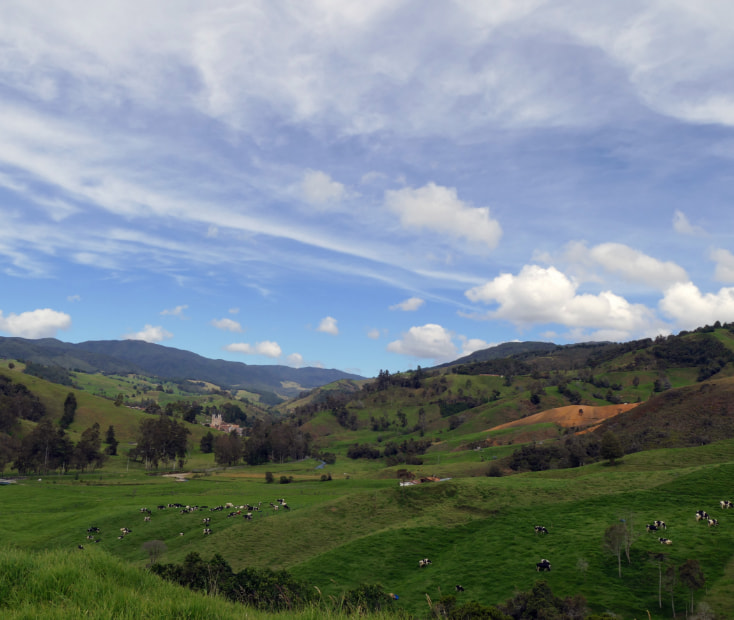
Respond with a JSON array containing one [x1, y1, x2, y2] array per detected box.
[[536, 559, 551, 572], [77, 545, 84, 550], [534, 525, 548, 534], [203, 528, 212, 535], [455, 585, 465, 592], [721, 500, 733, 509], [646, 524, 658, 532], [696, 510, 710, 521], [653, 520, 666, 529], [708, 518, 719, 527], [243, 512, 253, 520], [659, 538, 672, 545], [418, 558, 432, 568], [143, 516, 151, 522]]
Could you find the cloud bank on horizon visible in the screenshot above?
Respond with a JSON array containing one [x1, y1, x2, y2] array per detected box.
[[1, 1, 733, 377]]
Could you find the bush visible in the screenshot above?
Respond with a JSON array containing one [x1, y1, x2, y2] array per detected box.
[[265, 471, 274, 484]]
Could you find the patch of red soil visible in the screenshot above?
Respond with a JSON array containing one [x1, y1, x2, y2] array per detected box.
[[487, 403, 639, 434]]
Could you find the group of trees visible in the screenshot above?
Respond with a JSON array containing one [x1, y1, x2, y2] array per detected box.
[[128, 416, 190, 469], [11, 419, 105, 474], [151, 552, 394, 614]]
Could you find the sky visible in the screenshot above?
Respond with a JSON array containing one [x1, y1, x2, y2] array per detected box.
[[2, 1, 734, 379]]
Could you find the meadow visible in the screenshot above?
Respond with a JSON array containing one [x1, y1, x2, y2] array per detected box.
[[2, 439, 734, 619]]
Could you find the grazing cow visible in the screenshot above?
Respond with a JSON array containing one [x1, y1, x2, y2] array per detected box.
[[646, 524, 658, 532], [653, 520, 666, 529], [721, 500, 733, 509], [534, 525, 548, 534], [536, 559, 551, 572], [203, 528, 212, 535], [696, 510, 710, 521], [455, 585, 465, 592], [87, 526, 100, 534], [659, 538, 672, 545], [418, 558, 432, 568], [143, 516, 151, 522], [78, 545, 84, 550], [202, 517, 211, 525], [243, 512, 253, 520], [708, 518, 719, 527]]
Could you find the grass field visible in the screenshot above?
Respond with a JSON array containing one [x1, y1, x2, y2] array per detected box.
[[2, 440, 734, 619]]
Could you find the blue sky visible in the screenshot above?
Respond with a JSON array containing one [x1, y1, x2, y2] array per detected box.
[[2, 1, 734, 379]]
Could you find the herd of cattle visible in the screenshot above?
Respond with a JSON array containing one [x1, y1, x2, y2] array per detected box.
[[414, 498, 733, 579], [77, 497, 290, 549]]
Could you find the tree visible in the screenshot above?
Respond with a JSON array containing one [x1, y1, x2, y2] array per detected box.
[[141, 540, 167, 566], [678, 559, 705, 614], [59, 392, 77, 429], [604, 522, 627, 577], [600, 430, 624, 465], [213, 432, 242, 466], [131, 415, 190, 469], [199, 431, 214, 454], [104, 425, 118, 456], [114, 393, 124, 407], [73, 422, 105, 472]]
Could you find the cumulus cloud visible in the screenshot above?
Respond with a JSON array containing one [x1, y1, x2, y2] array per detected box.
[[317, 316, 339, 335], [0, 308, 71, 338], [385, 183, 502, 251], [301, 170, 346, 207], [211, 317, 243, 332], [659, 282, 734, 329], [390, 296, 425, 311], [458, 336, 490, 357], [286, 352, 304, 367], [587, 243, 688, 289], [387, 323, 457, 361], [673, 210, 706, 236], [224, 340, 282, 358], [161, 304, 188, 318], [712, 248, 734, 283], [466, 264, 657, 333], [123, 324, 173, 343]]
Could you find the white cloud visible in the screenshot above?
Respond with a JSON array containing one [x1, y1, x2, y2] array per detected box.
[[367, 328, 382, 340], [385, 183, 502, 251], [390, 297, 425, 311], [466, 264, 657, 333], [161, 304, 188, 318], [587, 243, 688, 289], [211, 318, 243, 332], [0, 308, 71, 338], [387, 323, 457, 361], [660, 282, 734, 329], [458, 336, 490, 357], [228, 307, 240, 314], [712, 249, 734, 283], [224, 340, 282, 358], [317, 316, 339, 335], [673, 210, 706, 236], [67, 294, 81, 302], [123, 324, 173, 343], [301, 170, 346, 207], [286, 352, 304, 367]]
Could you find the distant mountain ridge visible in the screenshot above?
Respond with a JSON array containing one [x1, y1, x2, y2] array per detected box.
[[0, 337, 364, 399]]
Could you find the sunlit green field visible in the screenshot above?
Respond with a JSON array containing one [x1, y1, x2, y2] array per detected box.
[[3, 440, 734, 619]]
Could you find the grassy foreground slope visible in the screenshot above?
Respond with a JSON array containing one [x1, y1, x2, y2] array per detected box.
[[0, 547, 396, 620]]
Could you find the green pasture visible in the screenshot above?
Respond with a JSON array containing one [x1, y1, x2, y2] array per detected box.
[[2, 441, 734, 618]]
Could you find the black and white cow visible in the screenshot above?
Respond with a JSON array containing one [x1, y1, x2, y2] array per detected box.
[[536, 558, 551, 572], [534, 525, 549, 534], [708, 518, 719, 527], [695, 510, 710, 521], [455, 585, 465, 592], [721, 500, 733, 509], [653, 520, 666, 529], [658, 537, 672, 545], [645, 524, 658, 532], [418, 558, 432, 568]]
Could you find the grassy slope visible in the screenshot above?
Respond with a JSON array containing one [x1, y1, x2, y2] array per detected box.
[[0, 547, 398, 620], [2, 442, 734, 618]]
